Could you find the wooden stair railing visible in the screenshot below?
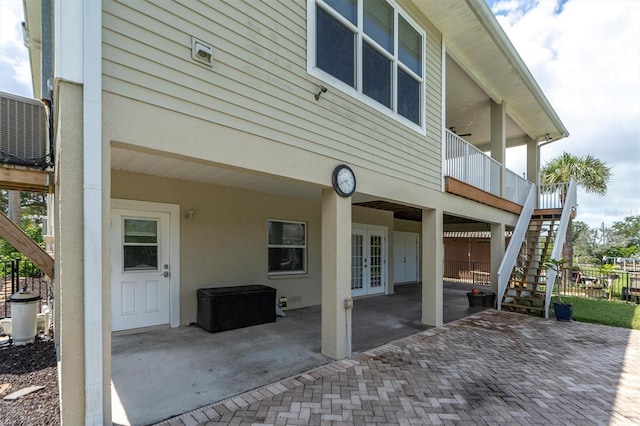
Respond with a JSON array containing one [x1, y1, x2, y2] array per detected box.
[[0, 212, 53, 278], [501, 214, 560, 316]]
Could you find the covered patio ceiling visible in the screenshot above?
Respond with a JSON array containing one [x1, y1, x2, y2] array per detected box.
[[411, 0, 569, 148], [112, 145, 504, 229]]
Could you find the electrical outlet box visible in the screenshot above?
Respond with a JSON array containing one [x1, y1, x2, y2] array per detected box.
[[344, 298, 353, 309]]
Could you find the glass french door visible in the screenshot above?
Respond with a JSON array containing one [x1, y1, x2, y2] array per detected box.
[[351, 228, 386, 297]]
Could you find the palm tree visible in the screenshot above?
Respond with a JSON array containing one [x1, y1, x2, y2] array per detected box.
[[540, 152, 612, 268], [540, 152, 611, 195]]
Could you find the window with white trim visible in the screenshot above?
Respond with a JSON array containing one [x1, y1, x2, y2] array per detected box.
[[309, 0, 425, 129], [268, 220, 307, 274], [123, 218, 158, 271]]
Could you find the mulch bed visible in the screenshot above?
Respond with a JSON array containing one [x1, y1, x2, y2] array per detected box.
[[0, 338, 60, 426]]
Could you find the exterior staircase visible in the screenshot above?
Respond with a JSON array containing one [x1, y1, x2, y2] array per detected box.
[[0, 212, 53, 278], [497, 179, 577, 318], [501, 213, 561, 316]]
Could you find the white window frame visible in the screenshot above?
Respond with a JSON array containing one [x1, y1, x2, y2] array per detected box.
[[267, 219, 308, 275], [307, 0, 426, 133], [122, 217, 160, 272]]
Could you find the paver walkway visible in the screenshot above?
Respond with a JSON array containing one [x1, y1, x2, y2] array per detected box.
[[156, 310, 640, 425]]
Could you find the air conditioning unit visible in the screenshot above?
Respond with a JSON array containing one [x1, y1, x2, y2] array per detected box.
[[0, 91, 50, 169]]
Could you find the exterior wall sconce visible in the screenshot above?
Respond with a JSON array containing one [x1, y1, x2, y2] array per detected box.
[[191, 37, 213, 65], [186, 210, 196, 221], [315, 85, 327, 101]]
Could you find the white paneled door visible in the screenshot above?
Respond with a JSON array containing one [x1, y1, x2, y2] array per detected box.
[[393, 231, 419, 283], [111, 206, 172, 332], [351, 226, 387, 297]]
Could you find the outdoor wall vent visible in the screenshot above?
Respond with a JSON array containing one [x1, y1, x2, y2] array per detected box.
[[191, 37, 213, 66], [0, 91, 50, 169]]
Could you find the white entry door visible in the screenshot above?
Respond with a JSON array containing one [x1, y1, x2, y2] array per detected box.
[[111, 203, 175, 332], [393, 231, 419, 283], [351, 226, 387, 297]]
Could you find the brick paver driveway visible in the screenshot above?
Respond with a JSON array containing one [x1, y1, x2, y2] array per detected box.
[[158, 310, 640, 425]]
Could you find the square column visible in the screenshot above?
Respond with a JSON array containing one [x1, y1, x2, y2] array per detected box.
[[54, 81, 87, 425], [490, 101, 507, 197], [490, 222, 506, 295], [526, 137, 540, 186], [421, 208, 443, 327], [321, 188, 352, 359]]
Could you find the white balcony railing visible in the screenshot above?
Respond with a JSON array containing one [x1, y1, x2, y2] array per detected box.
[[444, 129, 532, 205], [538, 182, 576, 210], [506, 169, 533, 205]]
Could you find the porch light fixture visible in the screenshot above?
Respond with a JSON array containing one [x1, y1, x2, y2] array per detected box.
[[191, 37, 213, 65], [186, 210, 196, 221], [314, 85, 327, 101]]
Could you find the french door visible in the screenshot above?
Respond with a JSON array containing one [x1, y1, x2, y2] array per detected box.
[[351, 226, 387, 297]]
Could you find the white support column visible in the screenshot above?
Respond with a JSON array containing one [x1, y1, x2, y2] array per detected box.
[[83, 1, 104, 424], [55, 0, 105, 423], [526, 137, 540, 186], [321, 188, 352, 360], [421, 208, 443, 327], [490, 101, 507, 197], [490, 222, 505, 295]]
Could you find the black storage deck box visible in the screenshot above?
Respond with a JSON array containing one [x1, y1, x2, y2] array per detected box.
[[197, 285, 276, 332]]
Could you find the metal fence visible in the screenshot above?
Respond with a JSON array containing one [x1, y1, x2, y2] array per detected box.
[[0, 259, 51, 319], [443, 259, 491, 286], [554, 267, 639, 302]]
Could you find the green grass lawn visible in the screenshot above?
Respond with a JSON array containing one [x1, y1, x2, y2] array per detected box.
[[552, 296, 640, 329]]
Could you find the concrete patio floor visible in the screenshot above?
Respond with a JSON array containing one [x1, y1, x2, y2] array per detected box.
[[158, 309, 640, 426], [112, 282, 487, 425]]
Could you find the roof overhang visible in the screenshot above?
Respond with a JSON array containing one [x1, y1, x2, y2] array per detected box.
[[22, 0, 42, 98], [407, 0, 569, 145]]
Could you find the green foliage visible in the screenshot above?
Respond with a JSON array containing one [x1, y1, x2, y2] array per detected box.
[[0, 190, 47, 217], [0, 220, 45, 263], [612, 216, 640, 247], [554, 296, 640, 330], [540, 152, 611, 195], [544, 258, 569, 304], [572, 216, 640, 264]]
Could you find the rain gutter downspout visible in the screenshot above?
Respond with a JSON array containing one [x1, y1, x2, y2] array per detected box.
[[83, 1, 104, 424]]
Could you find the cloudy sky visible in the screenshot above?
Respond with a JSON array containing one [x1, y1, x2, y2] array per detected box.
[[487, 0, 640, 229], [1, 0, 638, 230]]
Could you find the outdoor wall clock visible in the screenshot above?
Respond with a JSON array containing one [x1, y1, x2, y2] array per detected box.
[[332, 164, 356, 197]]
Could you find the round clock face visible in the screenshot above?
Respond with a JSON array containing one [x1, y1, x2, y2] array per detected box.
[[332, 165, 356, 197]]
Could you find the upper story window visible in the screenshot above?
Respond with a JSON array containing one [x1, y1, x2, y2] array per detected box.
[[308, 0, 425, 131]]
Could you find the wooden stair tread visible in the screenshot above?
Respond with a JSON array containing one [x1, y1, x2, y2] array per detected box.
[[501, 302, 545, 311]]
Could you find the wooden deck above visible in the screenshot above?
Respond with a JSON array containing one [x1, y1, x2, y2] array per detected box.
[[0, 166, 53, 193], [444, 176, 522, 215]]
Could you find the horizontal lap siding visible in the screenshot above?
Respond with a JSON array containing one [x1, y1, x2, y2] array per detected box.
[[103, 0, 442, 190]]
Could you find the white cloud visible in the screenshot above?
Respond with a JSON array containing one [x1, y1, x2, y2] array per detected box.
[[0, 0, 32, 96], [492, 0, 640, 229]]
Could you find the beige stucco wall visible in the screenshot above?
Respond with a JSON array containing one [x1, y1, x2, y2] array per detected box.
[[112, 170, 324, 323], [54, 80, 113, 425], [52, 80, 86, 425], [394, 219, 422, 234]]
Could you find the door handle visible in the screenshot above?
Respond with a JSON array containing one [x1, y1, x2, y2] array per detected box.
[[162, 271, 170, 277]]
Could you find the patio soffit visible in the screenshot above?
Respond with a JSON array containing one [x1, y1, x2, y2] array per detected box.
[[407, 0, 569, 145], [112, 146, 499, 228], [111, 145, 322, 201]]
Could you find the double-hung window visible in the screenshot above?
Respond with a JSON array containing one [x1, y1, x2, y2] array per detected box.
[[268, 220, 307, 274], [309, 0, 425, 130]]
